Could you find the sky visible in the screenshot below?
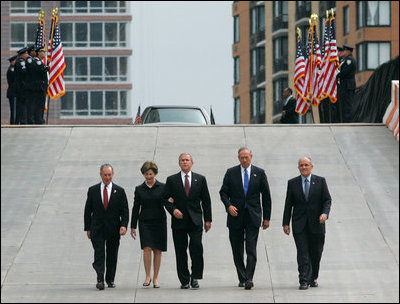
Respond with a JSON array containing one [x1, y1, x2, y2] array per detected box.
[[131, 1, 234, 124]]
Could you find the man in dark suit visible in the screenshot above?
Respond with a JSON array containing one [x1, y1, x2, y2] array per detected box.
[[84, 164, 129, 290], [219, 147, 272, 290], [163, 153, 212, 289], [282, 157, 332, 290], [280, 88, 299, 124]]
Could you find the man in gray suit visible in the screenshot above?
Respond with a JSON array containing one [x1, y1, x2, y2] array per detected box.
[[220, 147, 272, 290], [282, 157, 332, 290]]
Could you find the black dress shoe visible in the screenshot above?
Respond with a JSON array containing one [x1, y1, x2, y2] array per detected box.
[[190, 279, 199, 289], [143, 279, 151, 287], [244, 280, 254, 290], [107, 281, 116, 288], [309, 280, 318, 287], [299, 283, 309, 290], [96, 281, 105, 290], [180, 283, 190, 289], [238, 282, 245, 287]]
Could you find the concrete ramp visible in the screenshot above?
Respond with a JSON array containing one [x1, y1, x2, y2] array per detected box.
[[1, 124, 399, 302]]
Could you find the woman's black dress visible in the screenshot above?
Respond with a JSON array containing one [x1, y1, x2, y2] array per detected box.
[[130, 180, 167, 251]]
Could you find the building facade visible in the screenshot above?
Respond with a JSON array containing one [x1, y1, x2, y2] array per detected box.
[[1, 1, 132, 124], [232, 1, 399, 124]]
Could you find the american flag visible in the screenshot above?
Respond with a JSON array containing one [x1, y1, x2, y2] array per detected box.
[[318, 18, 330, 101], [294, 32, 309, 115], [35, 17, 45, 64], [320, 17, 339, 103], [134, 105, 142, 125], [301, 28, 313, 107], [310, 27, 322, 106], [48, 15, 66, 99]]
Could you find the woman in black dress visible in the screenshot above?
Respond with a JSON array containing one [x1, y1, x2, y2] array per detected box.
[[131, 161, 167, 288]]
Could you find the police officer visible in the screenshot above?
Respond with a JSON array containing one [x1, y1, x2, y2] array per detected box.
[[25, 44, 37, 124], [14, 47, 30, 124], [31, 46, 49, 124], [336, 45, 356, 123], [7, 55, 18, 124], [331, 46, 344, 123]]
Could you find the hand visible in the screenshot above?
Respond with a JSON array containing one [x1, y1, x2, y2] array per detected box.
[[168, 197, 174, 203], [228, 205, 238, 217], [173, 209, 183, 219], [131, 228, 136, 239], [120, 226, 127, 236], [282, 110, 286, 117], [262, 219, 270, 230], [204, 221, 211, 233], [86, 231, 91, 239], [319, 213, 328, 223], [283, 225, 290, 235]]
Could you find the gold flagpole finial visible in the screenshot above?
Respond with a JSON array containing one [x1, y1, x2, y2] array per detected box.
[[326, 10, 329, 19], [331, 8, 335, 18], [297, 27, 301, 37]]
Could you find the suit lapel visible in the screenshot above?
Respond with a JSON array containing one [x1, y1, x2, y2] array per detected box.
[[234, 165, 245, 195], [297, 176, 307, 201], [176, 172, 186, 197]]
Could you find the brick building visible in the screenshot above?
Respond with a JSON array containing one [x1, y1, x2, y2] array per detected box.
[[1, 1, 132, 125], [232, 1, 399, 124]]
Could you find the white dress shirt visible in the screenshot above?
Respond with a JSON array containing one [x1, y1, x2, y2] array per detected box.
[[240, 165, 251, 187], [301, 174, 311, 194], [181, 171, 192, 188]]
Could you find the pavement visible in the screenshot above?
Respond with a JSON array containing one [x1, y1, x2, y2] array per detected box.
[[1, 124, 399, 303]]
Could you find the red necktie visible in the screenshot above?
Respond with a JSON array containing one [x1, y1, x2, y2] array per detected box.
[[103, 185, 109, 210], [185, 174, 190, 197]]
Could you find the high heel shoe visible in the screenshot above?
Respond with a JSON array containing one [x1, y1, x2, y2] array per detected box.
[[153, 281, 160, 288], [143, 279, 151, 287]]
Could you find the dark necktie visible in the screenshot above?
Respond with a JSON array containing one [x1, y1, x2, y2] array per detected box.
[[185, 174, 190, 197], [304, 178, 310, 200], [103, 185, 109, 210]]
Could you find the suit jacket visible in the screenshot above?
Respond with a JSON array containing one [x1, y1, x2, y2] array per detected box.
[[337, 55, 356, 91], [281, 96, 299, 124], [220, 165, 272, 228], [163, 172, 212, 229], [84, 182, 129, 240], [282, 174, 331, 234], [130, 180, 166, 229]]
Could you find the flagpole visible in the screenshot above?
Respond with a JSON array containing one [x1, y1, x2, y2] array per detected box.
[[46, 9, 57, 125]]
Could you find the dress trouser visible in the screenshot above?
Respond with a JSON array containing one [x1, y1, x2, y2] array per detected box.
[[91, 234, 120, 283], [8, 97, 16, 124], [229, 209, 259, 283], [293, 225, 325, 284], [172, 218, 204, 285]]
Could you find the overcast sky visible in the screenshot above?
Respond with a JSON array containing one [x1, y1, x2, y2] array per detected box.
[[131, 1, 233, 124]]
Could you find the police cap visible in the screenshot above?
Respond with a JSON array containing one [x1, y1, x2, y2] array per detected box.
[[35, 46, 45, 52], [337, 46, 343, 51], [8, 55, 18, 62], [343, 45, 353, 52], [17, 47, 29, 55], [27, 44, 35, 52]]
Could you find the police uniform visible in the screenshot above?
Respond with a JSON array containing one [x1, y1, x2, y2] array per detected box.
[[30, 46, 49, 124], [331, 46, 344, 123], [25, 44, 37, 124], [14, 47, 30, 124], [7, 55, 18, 124], [337, 45, 356, 123]]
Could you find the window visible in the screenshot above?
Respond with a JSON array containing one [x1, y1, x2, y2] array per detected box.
[[251, 47, 265, 82], [233, 16, 240, 43], [250, 89, 265, 123], [357, 1, 390, 28], [273, 77, 288, 116], [234, 98, 240, 124], [10, 1, 41, 14], [10, 22, 36, 48], [343, 6, 349, 35], [250, 6, 265, 35], [59, 1, 127, 14], [60, 91, 128, 117], [273, 2, 288, 31], [296, 1, 311, 20], [357, 42, 391, 71], [234, 57, 240, 84], [64, 56, 128, 82], [60, 22, 127, 48], [273, 37, 288, 72]]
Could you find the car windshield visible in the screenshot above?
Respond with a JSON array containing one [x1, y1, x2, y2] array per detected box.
[[143, 108, 207, 125]]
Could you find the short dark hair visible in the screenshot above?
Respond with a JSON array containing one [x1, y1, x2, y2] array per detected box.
[[285, 87, 293, 94], [141, 161, 158, 175]]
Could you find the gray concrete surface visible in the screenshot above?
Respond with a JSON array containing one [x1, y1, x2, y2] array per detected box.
[[1, 124, 399, 303]]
